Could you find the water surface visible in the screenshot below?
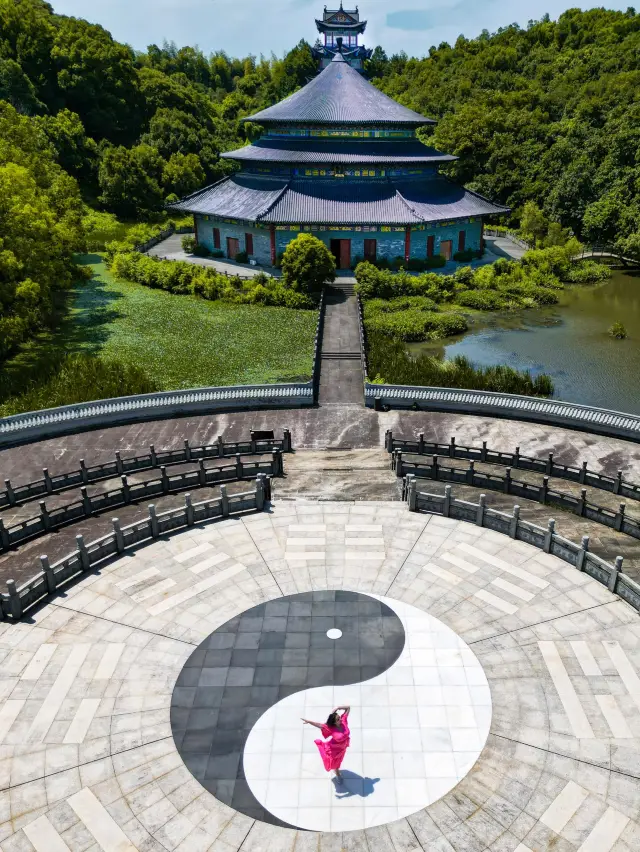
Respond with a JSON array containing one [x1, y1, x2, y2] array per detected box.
[[410, 269, 640, 413]]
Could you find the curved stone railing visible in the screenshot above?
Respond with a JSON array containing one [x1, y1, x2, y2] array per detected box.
[[0, 384, 313, 449], [393, 452, 640, 543], [367, 384, 640, 443], [0, 431, 292, 509], [403, 477, 640, 615], [0, 453, 284, 553], [385, 432, 640, 503], [1, 477, 271, 621]]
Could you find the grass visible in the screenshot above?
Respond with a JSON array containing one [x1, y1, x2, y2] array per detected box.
[[0, 255, 318, 413]]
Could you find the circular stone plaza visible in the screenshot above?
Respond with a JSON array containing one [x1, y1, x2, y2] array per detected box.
[[1, 379, 640, 852]]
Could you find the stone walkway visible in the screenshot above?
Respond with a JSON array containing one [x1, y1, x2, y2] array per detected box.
[[318, 283, 364, 406], [1, 501, 638, 850]]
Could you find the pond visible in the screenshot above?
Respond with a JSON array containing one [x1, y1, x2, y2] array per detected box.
[[410, 269, 640, 414]]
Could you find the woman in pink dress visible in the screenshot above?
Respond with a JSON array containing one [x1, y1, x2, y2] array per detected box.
[[302, 705, 351, 780]]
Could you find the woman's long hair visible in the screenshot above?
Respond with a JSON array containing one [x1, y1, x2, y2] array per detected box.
[[326, 711, 340, 728]]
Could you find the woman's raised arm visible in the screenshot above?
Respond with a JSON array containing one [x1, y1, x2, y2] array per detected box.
[[301, 718, 324, 729]]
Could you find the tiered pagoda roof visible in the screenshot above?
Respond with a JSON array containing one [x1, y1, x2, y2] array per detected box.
[[172, 54, 509, 226], [246, 53, 430, 126]]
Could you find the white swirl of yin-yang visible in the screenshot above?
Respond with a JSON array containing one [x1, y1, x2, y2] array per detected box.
[[243, 594, 492, 832]]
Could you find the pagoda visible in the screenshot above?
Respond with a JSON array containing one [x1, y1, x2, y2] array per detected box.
[[172, 52, 509, 271], [312, 3, 372, 71]]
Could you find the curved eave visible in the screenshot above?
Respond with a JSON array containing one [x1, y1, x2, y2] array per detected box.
[[220, 143, 458, 166], [316, 20, 366, 32]]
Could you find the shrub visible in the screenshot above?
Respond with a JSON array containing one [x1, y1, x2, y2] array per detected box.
[[424, 255, 447, 269], [456, 290, 506, 310], [609, 322, 627, 339], [181, 235, 196, 253], [0, 354, 158, 416], [564, 261, 611, 283], [364, 296, 439, 316], [210, 248, 224, 258], [281, 234, 336, 293], [235, 250, 249, 264], [365, 308, 467, 341], [193, 243, 211, 257]]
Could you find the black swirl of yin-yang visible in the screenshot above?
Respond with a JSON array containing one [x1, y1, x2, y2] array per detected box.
[[170, 590, 405, 826]]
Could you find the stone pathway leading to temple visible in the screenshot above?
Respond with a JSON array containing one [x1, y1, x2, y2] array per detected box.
[[318, 281, 364, 407]]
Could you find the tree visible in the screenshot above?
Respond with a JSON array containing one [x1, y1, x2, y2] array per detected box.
[[0, 58, 44, 113], [37, 109, 99, 183], [162, 152, 205, 198], [520, 202, 548, 246], [281, 235, 336, 294], [98, 144, 165, 217]]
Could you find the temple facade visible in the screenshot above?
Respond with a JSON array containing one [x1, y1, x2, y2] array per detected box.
[[312, 4, 372, 72], [172, 48, 509, 271]]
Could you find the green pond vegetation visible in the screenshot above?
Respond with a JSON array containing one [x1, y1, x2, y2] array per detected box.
[[0, 257, 318, 416]]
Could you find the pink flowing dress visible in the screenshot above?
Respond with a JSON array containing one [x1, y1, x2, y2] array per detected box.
[[314, 712, 351, 771]]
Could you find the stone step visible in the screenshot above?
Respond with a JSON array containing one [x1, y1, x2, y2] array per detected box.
[[321, 353, 362, 360]]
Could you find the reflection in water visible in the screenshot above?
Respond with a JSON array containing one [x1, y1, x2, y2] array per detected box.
[[409, 270, 640, 413]]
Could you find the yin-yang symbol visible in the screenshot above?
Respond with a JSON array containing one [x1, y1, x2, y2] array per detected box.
[[171, 590, 491, 831]]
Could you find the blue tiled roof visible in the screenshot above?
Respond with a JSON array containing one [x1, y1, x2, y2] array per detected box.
[[246, 54, 433, 126], [170, 175, 510, 225], [221, 139, 456, 166]]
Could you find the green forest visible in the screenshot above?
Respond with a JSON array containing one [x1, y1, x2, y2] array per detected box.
[[1, 0, 639, 403]]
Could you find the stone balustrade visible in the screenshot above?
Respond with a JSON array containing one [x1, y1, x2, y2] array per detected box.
[[394, 451, 640, 542], [0, 431, 292, 509], [1, 476, 271, 621], [386, 431, 640, 502], [368, 385, 640, 442], [404, 476, 640, 615], [0, 453, 283, 553]]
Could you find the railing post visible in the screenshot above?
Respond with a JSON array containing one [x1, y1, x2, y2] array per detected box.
[[197, 459, 208, 487], [0, 519, 9, 551], [250, 436, 257, 454], [504, 467, 511, 494], [418, 433, 425, 455], [41, 555, 56, 594], [39, 501, 50, 532], [148, 505, 159, 538], [274, 449, 284, 476], [283, 429, 292, 453], [264, 475, 272, 502], [579, 461, 587, 485], [540, 477, 549, 504], [544, 519, 556, 553], [407, 475, 417, 511], [76, 535, 90, 571], [576, 489, 587, 517], [546, 453, 553, 475], [220, 485, 230, 517], [256, 476, 265, 511], [466, 461, 475, 486], [481, 441, 488, 463], [577, 535, 589, 571], [184, 439, 192, 462], [115, 451, 124, 476], [4, 480, 15, 507], [121, 475, 130, 504], [510, 505, 520, 539], [449, 436, 455, 459], [150, 444, 157, 467], [81, 487, 91, 516], [614, 471, 623, 495], [43, 468, 53, 495], [80, 459, 89, 485], [513, 446, 520, 468], [6, 580, 22, 620], [395, 451, 403, 479], [235, 454, 244, 479], [615, 503, 625, 532], [112, 518, 124, 553], [609, 556, 623, 593], [161, 466, 170, 494], [432, 455, 439, 481], [185, 494, 195, 526], [385, 430, 393, 453], [443, 485, 452, 518], [476, 494, 486, 527], [217, 435, 224, 457]]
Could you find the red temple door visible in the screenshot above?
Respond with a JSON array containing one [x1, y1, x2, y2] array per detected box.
[[440, 240, 453, 261], [364, 239, 377, 262], [227, 237, 240, 259], [339, 239, 351, 269]]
